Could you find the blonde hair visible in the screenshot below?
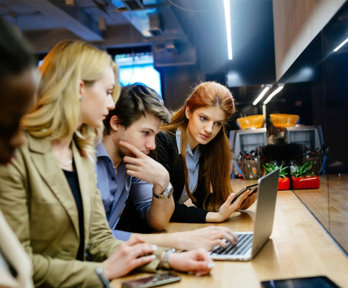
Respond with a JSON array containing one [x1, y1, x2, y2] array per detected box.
[[22, 40, 120, 159], [162, 81, 235, 211]]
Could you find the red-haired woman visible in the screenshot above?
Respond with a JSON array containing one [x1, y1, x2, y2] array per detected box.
[[156, 81, 256, 223]]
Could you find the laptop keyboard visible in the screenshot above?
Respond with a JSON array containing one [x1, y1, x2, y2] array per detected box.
[[211, 233, 253, 256]]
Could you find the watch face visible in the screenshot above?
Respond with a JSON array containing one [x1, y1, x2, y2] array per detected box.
[[154, 183, 173, 199], [162, 183, 173, 197]]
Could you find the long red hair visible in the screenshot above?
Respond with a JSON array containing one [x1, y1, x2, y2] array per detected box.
[[162, 81, 235, 211]]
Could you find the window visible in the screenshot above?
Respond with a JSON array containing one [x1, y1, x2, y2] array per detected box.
[[115, 51, 162, 97]]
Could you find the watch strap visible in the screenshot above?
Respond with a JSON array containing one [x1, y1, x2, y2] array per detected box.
[[153, 182, 173, 199], [161, 248, 176, 269], [96, 267, 111, 288]]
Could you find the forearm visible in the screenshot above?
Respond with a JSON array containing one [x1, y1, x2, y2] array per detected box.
[[133, 232, 187, 250], [205, 212, 224, 222], [147, 196, 174, 231]]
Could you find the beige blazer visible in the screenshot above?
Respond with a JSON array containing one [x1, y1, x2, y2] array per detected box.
[[0, 135, 162, 287], [0, 210, 33, 288]]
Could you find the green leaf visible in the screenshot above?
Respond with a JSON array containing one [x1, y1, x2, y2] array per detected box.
[[291, 161, 314, 177], [263, 162, 288, 178]]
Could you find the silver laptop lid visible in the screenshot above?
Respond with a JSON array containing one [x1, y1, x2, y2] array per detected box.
[[251, 168, 280, 258]]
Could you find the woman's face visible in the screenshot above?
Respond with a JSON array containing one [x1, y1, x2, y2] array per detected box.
[[185, 105, 226, 150], [79, 66, 116, 128], [0, 68, 38, 164]]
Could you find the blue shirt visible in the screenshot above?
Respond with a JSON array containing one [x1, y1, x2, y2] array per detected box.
[[95, 142, 153, 240], [176, 130, 200, 204]]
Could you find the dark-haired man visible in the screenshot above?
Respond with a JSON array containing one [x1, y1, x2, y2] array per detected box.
[[96, 84, 238, 250]]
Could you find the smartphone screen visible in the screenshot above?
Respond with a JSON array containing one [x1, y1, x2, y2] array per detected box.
[[261, 276, 339, 288], [121, 272, 181, 288]]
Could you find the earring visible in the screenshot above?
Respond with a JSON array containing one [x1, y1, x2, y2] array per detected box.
[[79, 97, 82, 102]]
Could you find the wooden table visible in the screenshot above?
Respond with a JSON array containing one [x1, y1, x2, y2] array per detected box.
[[111, 180, 348, 288]]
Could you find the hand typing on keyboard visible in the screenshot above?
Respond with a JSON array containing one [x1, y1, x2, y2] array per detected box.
[[173, 226, 238, 251], [212, 238, 237, 251], [211, 233, 253, 255]]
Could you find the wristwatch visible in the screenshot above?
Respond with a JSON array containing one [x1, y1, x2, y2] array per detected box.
[[153, 182, 173, 199], [161, 248, 176, 269], [96, 267, 111, 288]]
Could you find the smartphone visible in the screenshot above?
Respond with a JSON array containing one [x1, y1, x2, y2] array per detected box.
[[261, 276, 339, 288], [121, 272, 181, 288], [232, 183, 258, 203]]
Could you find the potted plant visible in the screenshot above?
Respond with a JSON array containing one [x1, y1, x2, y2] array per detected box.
[[263, 163, 290, 190], [290, 161, 320, 189]]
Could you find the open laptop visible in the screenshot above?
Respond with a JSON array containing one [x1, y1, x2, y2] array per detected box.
[[210, 168, 280, 261]]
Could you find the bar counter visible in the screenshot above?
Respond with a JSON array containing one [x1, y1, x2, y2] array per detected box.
[[111, 180, 348, 288]]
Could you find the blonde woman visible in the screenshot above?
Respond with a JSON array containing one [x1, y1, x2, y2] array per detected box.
[[156, 81, 257, 223], [0, 41, 213, 288]]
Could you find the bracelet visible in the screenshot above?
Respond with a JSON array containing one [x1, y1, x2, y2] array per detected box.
[[96, 267, 111, 288], [161, 248, 176, 269]]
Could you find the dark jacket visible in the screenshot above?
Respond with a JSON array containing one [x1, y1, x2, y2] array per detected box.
[[155, 131, 209, 223]]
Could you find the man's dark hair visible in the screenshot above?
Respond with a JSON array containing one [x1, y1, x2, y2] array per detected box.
[[104, 83, 170, 134]]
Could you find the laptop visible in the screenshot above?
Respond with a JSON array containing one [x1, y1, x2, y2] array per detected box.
[[210, 168, 280, 261]]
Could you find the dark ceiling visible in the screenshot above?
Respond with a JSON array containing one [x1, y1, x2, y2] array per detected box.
[[0, 0, 274, 78], [1, 0, 346, 111]]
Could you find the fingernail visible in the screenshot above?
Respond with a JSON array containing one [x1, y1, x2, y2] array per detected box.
[[152, 244, 158, 251], [231, 193, 235, 196], [151, 255, 156, 259], [208, 262, 215, 269]]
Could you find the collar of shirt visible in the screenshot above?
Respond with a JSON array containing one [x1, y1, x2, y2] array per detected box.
[[96, 142, 124, 175], [175, 129, 200, 161], [176, 130, 200, 203], [95, 141, 110, 160]]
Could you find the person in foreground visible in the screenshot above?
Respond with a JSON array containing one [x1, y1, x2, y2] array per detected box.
[[0, 40, 214, 288], [156, 81, 257, 223], [0, 18, 38, 288], [97, 83, 238, 250]]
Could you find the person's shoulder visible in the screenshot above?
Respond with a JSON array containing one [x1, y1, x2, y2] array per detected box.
[[26, 133, 50, 154], [157, 130, 175, 145]]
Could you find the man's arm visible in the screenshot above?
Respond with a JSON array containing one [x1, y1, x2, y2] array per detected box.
[[131, 226, 238, 251], [147, 195, 174, 231], [121, 141, 174, 231]]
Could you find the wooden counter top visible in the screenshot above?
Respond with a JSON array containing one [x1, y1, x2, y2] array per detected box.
[[111, 181, 348, 288]]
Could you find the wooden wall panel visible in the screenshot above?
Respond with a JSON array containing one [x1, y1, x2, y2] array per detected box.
[[273, 0, 345, 81]]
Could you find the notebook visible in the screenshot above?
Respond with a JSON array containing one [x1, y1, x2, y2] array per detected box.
[[210, 168, 280, 261]]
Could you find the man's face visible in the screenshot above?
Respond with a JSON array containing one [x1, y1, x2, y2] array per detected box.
[[0, 68, 38, 164], [117, 112, 161, 157]]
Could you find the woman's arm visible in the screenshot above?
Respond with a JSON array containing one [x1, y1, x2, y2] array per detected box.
[[171, 202, 207, 222], [206, 190, 256, 222]]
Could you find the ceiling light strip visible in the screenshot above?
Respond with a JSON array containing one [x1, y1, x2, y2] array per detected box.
[[263, 85, 284, 105], [223, 0, 232, 60], [253, 86, 270, 106], [333, 37, 348, 52]]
